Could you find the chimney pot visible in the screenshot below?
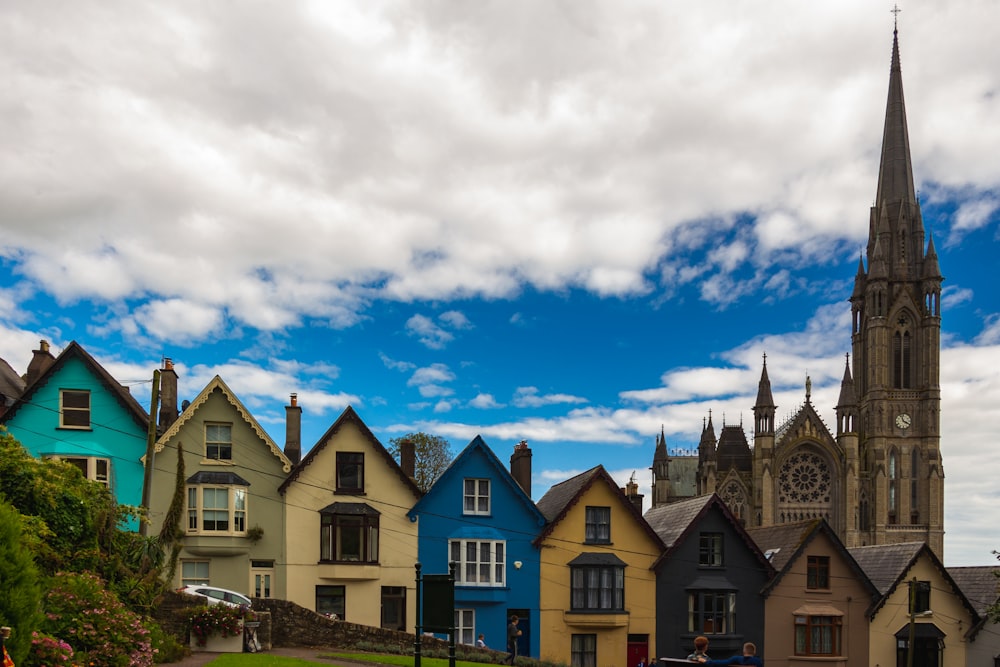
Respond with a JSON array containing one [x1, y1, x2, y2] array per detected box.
[[290, 392, 298, 407]]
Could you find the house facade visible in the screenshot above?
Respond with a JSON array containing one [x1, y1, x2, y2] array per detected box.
[[947, 566, 1000, 667], [535, 466, 664, 667], [279, 406, 421, 630], [645, 494, 773, 661], [408, 437, 546, 656], [149, 375, 293, 599], [1, 340, 150, 528], [849, 542, 978, 667], [748, 519, 877, 667]]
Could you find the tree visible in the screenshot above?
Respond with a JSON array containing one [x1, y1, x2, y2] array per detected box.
[[0, 500, 43, 665], [388, 432, 454, 492]]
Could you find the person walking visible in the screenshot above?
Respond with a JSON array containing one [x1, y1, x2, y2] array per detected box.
[[505, 615, 522, 664], [695, 641, 762, 666]]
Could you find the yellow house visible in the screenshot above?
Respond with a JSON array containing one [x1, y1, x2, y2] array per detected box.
[[278, 406, 422, 631], [849, 542, 979, 667], [534, 466, 664, 667]]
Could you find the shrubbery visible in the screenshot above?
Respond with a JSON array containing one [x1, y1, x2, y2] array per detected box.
[[35, 571, 154, 667], [0, 500, 43, 665]]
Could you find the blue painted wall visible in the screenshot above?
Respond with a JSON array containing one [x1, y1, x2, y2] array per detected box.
[[3, 354, 148, 529], [409, 437, 546, 658]]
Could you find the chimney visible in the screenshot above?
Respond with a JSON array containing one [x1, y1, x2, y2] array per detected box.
[[624, 473, 644, 515], [24, 340, 56, 387], [284, 393, 302, 465], [400, 438, 416, 478], [158, 358, 179, 432], [510, 440, 532, 497]]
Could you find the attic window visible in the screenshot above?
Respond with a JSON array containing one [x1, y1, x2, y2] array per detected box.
[[60, 389, 91, 429]]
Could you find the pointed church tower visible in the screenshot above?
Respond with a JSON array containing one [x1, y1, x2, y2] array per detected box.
[[836, 354, 863, 547], [849, 26, 944, 556], [651, 426, 672, 508], [696, 412, 718, 495], [752, 354, 776, 527]]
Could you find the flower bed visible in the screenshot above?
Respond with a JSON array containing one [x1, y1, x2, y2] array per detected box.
[[187, 605, 248, 652]]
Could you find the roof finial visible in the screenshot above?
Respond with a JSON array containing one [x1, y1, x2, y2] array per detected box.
[[891, 3, 901, 32]]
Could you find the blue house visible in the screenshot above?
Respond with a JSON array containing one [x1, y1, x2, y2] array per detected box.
[[1, 340, 152, 528], [408, 437, 545, 658]]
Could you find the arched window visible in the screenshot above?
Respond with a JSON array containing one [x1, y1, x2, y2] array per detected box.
[[910, 449, 920, 524], [888, 450, 899, 524], [893, 327, 912, 388]]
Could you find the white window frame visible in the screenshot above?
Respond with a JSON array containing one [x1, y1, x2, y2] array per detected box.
[[449, 539, 505, 587], [48, 455, 111, 488], [59, 389, 91, 429], [181, 560, 210, 586], [205, 422, 233, 462], [463, 478, 491, 515], [455, 608, 475, 646], [186, 485, 247, 535]]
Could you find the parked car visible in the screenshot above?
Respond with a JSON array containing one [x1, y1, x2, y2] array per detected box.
[[177, 585, 252, 608]]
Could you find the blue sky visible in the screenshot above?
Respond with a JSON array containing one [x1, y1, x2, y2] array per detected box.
[[1, 1, 999, 566]]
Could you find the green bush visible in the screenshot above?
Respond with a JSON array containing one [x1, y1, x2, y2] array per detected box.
[[38, 571, 153, 667], [0, 500, 43, 665]]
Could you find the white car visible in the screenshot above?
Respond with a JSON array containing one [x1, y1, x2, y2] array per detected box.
[[178, 585, 253, 608]]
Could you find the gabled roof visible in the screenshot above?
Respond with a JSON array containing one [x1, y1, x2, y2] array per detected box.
[[154, 375, 292, 473], [278, 405, 421, 500], [533, 465, 665, 550], [2, 340, 148, 432], [408, 435, 545, 526], [774, 399, 836, 449], [848, 542, 980, 621], [947, 565, 1000, 639], [0, 356, 25, 405], [645, 493, 773, 574], [748, 519, 878, 600]]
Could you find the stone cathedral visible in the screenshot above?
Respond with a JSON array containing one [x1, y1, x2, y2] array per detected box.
[[650, 28, 945, 558]]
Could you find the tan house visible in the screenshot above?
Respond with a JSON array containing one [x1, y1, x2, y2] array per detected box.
[[849, 542, 979, 667], [748, 519, 877, 667], [150, 375, 293, 599], [278, 406, 421, 630], [534, 466, 664, 667]]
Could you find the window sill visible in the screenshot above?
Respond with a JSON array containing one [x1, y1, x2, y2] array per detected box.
[[57, 426, 93, 431], [583, 541, 613, 546], [334, 489, 366, 496], [804, 588, 833, 595], [199, 458, 234, 466]]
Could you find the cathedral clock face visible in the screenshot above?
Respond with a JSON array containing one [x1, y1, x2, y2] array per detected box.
[[895, 413, 911, 429]]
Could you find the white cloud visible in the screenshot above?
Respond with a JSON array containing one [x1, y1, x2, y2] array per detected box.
[[407, 363, 456, 398], [406, 314, 454, 350], [513, 386, 588, 408], [468, 393, 503, 409], [439, 310, 472, 329]]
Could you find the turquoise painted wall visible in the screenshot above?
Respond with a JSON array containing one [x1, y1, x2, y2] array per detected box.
[[4, 355, 148, 528]]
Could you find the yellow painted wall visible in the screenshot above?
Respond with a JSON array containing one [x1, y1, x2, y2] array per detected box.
[[538, 480, 659, 667], [282, 419, 419, 631], [868, 554, 973, 667]]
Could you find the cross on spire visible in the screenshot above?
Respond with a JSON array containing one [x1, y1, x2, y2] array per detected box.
[[891, 4, 901, 31]]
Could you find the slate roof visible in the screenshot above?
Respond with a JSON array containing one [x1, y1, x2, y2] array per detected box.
[[946, 566, 999, 615], [847, 542, 980, 621], [748, 519, 877, 600], [847, 542, 925, 595], [0, 356, 25, 406], [533, 465, 665, 550], [645, 493, 773, 574], [2, 341, 148, 431]]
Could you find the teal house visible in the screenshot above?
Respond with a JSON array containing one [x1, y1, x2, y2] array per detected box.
[[1, 340, 151, 528], [408, 437, 545, 658]]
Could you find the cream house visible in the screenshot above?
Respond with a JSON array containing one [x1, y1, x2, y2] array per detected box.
[[279, 406, 421, 630]]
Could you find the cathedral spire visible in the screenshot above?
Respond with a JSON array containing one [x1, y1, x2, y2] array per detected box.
[[875, 26, 917, 210], [836, 354, 857, 409], [754, 353, 775, 409]]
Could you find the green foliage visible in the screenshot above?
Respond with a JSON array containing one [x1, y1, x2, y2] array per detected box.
[[158, 440, 186, 584], [0, 500, 43, 665], [39, 571, 154, 667], [25, 632, 75, 667], [388, 432, 454, 492], [145, 620, 188, 663]]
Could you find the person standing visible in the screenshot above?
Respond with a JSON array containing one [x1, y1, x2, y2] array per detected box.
[[505, 614, 521, 664], [696, 641, 762, 666]]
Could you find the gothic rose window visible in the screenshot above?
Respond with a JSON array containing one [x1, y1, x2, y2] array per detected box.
[[778, 451, 831, 504]]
